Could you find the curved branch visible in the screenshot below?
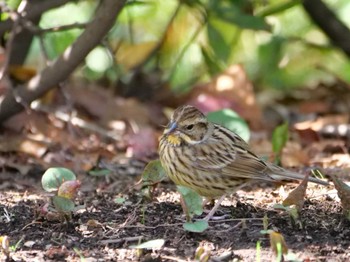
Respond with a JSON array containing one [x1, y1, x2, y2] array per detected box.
[[0, 0, 71, 35], [0, 0, 126, 123], [303, 0, 350, 58]]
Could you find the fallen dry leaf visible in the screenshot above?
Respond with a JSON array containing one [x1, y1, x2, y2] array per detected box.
[[329, 174, 350, 218], [9, 65, 36, 82], [57, 180, 81, 200], [268, 230, 289, 255], [0, 135, 47, 158], [126, 127, 158, 158], [281, 141, 310, 167], [294, 115, 349, 144], [283, 173, 309, 211]]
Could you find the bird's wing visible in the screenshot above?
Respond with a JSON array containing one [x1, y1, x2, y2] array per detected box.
[[190, 126, 276, 181]]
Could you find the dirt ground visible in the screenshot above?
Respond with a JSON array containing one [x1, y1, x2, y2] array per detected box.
[[0, 168, 349, 262]]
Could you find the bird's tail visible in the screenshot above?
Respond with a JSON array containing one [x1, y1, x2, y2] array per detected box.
[[268, 164, 329, 186]]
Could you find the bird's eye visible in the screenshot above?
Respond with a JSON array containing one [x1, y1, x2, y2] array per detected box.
[[186, 124, 194, 130]]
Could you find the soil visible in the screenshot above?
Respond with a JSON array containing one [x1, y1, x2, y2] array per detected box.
[[0, 170, 349, 262]]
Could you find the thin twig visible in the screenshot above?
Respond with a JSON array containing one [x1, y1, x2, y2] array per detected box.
[[100, 235, 143, 245], [0, 0, 127, 123], [36, 23, 88, 34], [116, 222, 183, 230], [38, 35, 50, 63], [21, 221, 43, 231], [0, 0, 70, 35], [161, 255, 188, 262], [0, 3, 20, 82]]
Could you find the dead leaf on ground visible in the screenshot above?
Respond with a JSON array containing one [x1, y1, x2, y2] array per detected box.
[[310, 153, 350, 169], [268, 230, 289, 255], [126, 127, 158, 158], [0, 135, 47, 158], [329, 174, 350, 219], [67, 84, 154, 129], [281, 141, 310, 167], [294, 115, 349, 143], [283, 173, 309, 211]]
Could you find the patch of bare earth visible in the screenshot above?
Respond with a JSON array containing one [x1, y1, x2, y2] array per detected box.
[[1, 171, 349, 262]]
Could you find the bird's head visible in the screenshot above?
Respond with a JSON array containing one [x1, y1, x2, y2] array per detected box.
[[162, 105, 212, 146]]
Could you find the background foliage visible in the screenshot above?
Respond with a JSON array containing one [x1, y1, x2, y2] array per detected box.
[[19, 0, 350, 94]]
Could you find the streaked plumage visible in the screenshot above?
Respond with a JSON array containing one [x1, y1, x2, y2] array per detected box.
[[159, 105, 328, 199]]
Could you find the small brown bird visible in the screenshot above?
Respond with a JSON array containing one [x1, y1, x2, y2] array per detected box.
[[159, 105, 328, 220]]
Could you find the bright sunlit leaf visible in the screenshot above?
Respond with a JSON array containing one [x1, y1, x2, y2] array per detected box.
[[177, 185, 203, 217], [207, 109, 250, 142], [272, 122, 289, 163], [86, 47, 112, 73], [129, 239, 165, 249], [183, 220, 209, 233], [142, 159, 166, 186], [41, 167, 76, 192], [272, 122, 289, 153], [52, 196, 75, 213]]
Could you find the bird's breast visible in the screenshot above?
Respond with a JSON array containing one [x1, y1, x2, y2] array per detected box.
[[165, 134, 182, 146]]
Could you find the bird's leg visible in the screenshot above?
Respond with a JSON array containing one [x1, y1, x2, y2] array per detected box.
[[203, 195, 226, 221], [202, 197, 215, 207], [180, 194, 191, 222]]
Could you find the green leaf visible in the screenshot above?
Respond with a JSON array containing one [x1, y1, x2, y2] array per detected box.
[[221, 11, 270, 31], [88, 169, 111, 177], [207, 21, 231, 63], [52, 196, 75, 213], [272, 203, 289, 211], [141, 159, 166, 186], [183, 220, 209, 233], [257, 36, 286, 89], [41, 167, 76, 192], [256, 240, 261, 262], [86, 47, 112, 73], [115, 197, 126, 204], [201, 46, 224, 76], [272, 122, 289, 155], [272, 204, 300, 226], [209, 1, 270, 31], [177, 186, 203, 217], [256, 0, 302, 17], [129, 239, 165, 249], [6, 0, 21, 9], [258, 36, 284, 71], [207, 109, 250, 142]]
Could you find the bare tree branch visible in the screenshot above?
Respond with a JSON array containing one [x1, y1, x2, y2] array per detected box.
[[8, 0, 43, 66], [303, 0, 350, 58], [0, 0, 71, 35], [34, 22, 88, 34], [0, 0, 126, 123]]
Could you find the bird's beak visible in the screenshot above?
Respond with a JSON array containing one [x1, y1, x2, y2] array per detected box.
[[165, 121, 177, 134]]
